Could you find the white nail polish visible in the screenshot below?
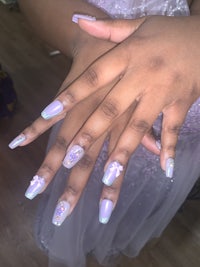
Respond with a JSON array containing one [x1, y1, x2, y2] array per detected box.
[[8, 134, 26, 149], [52, 201, 70, 226], [62, 145, 85, 169], [166, 158, 174, 178], [25, 175, 45, 200], [72, 14, 96, 24]]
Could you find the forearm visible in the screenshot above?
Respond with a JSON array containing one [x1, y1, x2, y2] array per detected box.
[[18, 0, 109, 58]]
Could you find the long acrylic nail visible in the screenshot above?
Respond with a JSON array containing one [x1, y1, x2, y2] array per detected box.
[[155, 140, 161, 150], [166, 158, 174, 178], [8, 134, 26, 149], [41, 100, 63, 120], [102, 161, 123, 186], [99, 199, 114, 224], [52, 200, 70, 226], [72, 14, 96, 24], [62, 145, 84, 169], [25, 175, 45, 200]]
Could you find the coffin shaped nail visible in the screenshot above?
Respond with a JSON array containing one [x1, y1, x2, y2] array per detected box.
[[102, 161, 123, 186], [52, 200, 70, 226], [25, 175, 45, 200], [41, 100, 63, 120], [8, 134, 26, 149], [166, 158, 174, 178], [62, 145, 84, 169], [99, 199, 114, 224]]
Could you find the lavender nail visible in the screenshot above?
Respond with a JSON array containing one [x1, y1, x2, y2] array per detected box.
[[99, 199, 114, 224], [72, 14, 96, 24], [166, 158, 174, 178], [52, 200, 70, 226], [156, 140, 161, 150], [8, 134, 26, 149], [62, 145, 84, 169], [102, 161, 123, 186], [41, 100, 63, 120], [25, 175, 45, 200]]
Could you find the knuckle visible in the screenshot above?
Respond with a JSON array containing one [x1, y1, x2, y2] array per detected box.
[[164, 124, 181, 135], [26, 124, 40, 137], [103, 184, 119, 196], [53, 136, 68, 152], [65, 184, 80, 197], [148, 55, 165, 71], [100, 99, 119, 120], [84, 66, 99, 87], [76, 154, 94, 170], [118, 147, 131, 160], [81, 132, 95, 145], [64, 90, 76, 104], [129, 119, 150, 134], [40, 163, 55, 176]]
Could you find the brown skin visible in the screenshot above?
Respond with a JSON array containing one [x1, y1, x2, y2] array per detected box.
[[16, 0, 200, 222]]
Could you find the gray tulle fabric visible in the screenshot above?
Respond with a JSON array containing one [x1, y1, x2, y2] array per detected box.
[[35, 1, 200, 267]]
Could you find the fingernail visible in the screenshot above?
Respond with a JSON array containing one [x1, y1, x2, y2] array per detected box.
[[72, 14, 96, 24], [52, 200, 70, 226], [41, 100, 63, 120], [8, 134, 26, 149], [25, 175, 45, 200], [62, 145, 84, 169], [99, 199, 114, 224], [166, 158, 174, 178], [155, 140, 161, 150], [102, 161, 123, 186]]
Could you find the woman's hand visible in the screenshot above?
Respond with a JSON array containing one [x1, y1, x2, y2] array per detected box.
[[45, 15, 200, 177]]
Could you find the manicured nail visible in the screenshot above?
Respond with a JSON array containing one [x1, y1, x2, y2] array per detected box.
[[52, 200, 70, 226], [72, 14, 96, 24], [156, 140, 161, 150], [25, 175, 45, 200], [99, 199, 114, 224], [62, 145, 84, 169], [41, 100, 63, 120], [8, 134, 26, 149], [166, 158, 174, 178], [102, 161, 123, 186]]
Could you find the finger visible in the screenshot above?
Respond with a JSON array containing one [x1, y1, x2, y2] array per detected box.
[[104, 94, 164, 178], [52, 133, 106, 226], [160, 101, 191, 178], [141, 129, 161, 155], [8, 112, 66, 149], [40, 44, 128, 121], [73, 15, 146, 43], [24, 87, 109, 200]]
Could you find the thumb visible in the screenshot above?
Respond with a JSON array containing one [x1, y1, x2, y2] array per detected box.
[[72, 14, 146, 43]]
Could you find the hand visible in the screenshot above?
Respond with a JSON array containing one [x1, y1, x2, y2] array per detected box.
[[49, 15, 200, 177]]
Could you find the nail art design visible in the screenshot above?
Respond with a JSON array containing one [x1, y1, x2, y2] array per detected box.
[[52, 200, 70, 226], [99, 199, 114, 224], [25, 175, 45, 200], [62, 145, 84, 169], [166, 158, 174, 178], [102, 161, 123, 186], [72, 14, 96, 24], [41, 100, 63, 120], [8, 134, 26, 149]]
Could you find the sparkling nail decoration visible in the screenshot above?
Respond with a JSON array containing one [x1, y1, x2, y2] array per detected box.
[[166, 158, 174, 178], [52, 201, 70, 226], [25, 175, 45, 200], [41, 100, 63, 120], [99, 199, 113, 224], [102, 161, 123, 186], [62, 145, 85, 169], [8, 134, 26, 149]]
